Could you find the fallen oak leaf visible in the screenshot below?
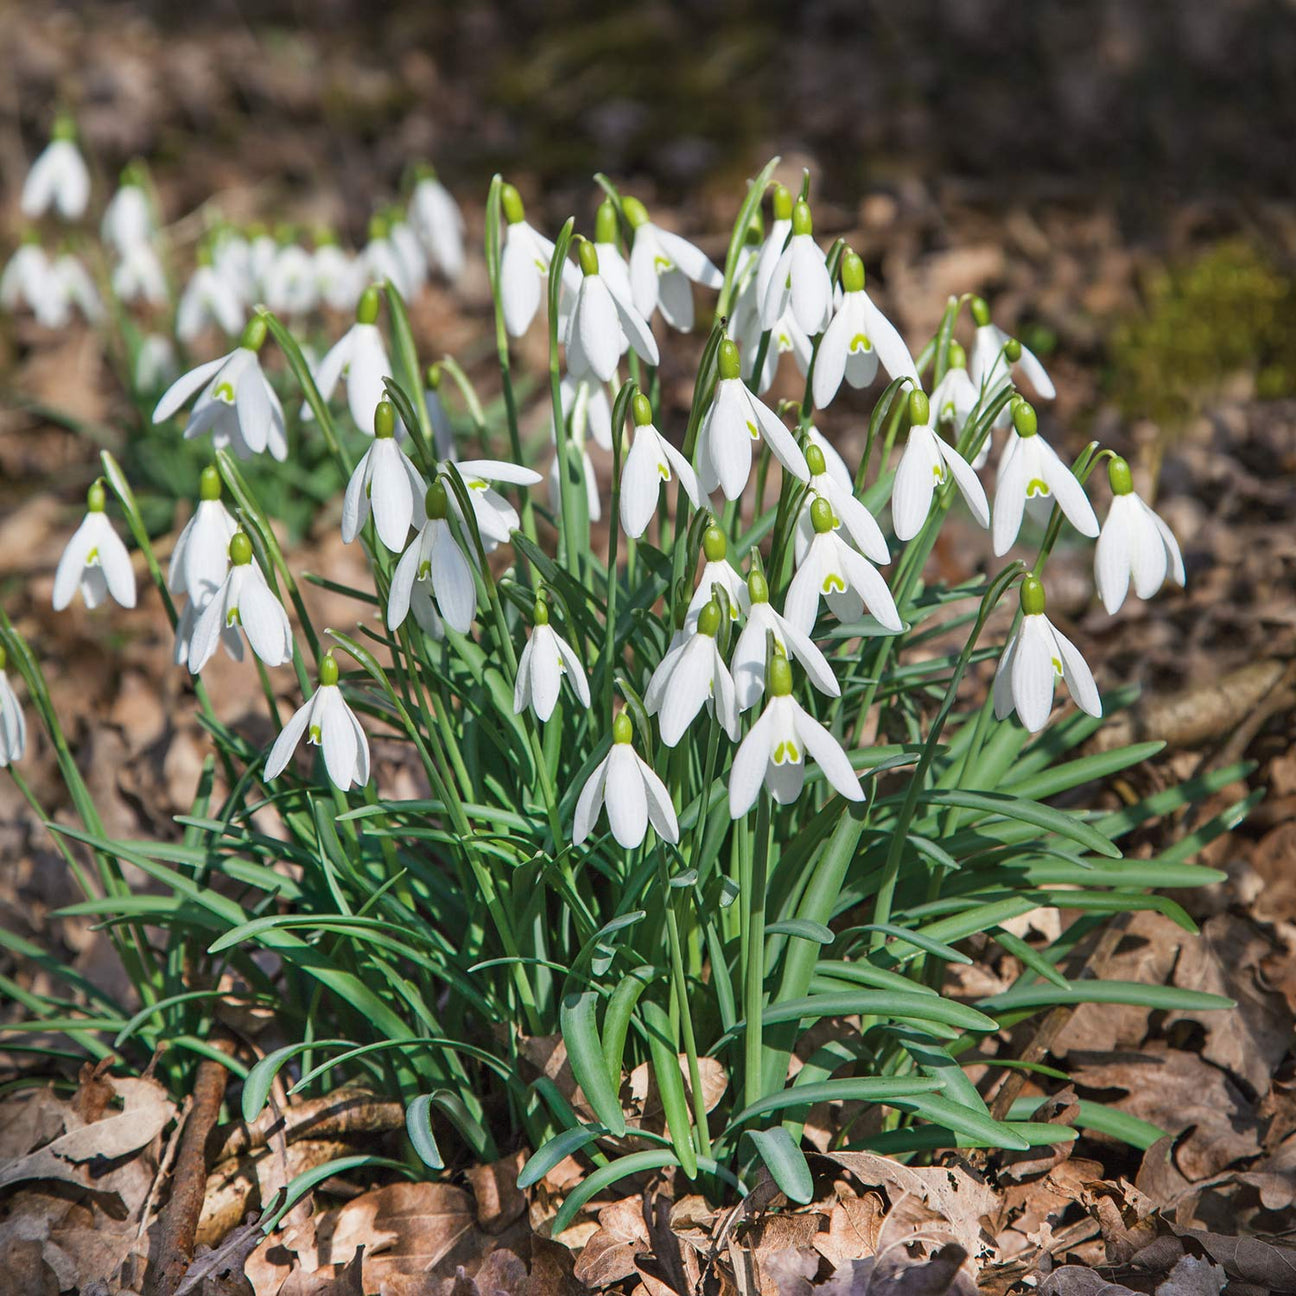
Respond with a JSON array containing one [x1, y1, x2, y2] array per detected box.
[[1039, 1265, 1139, 1296], [1137, 1229, 1296, 1291]]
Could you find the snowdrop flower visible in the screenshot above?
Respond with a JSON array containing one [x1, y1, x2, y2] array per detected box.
[[49, 251, 103, 324], [752, 184, 794, 329], [53, 480, 136, 612], [134, 333, 178, 392], [573, 713, 679, 849], [425, 367, 456, 458], [786, 497, 902, 635], [247, 225, 279, 296], [168, 466, 238, 603], [794, 442, 889, 566], [315, 286, 394, 434], [444, 457, 539, 552], [211, 229, 254, 304], [111, 241, 168, 306], [619, 392, 701, 539], [891, 390, 990, 542], [21, 117, 90, 222], [969, 296, 1055, 417], [623, 195, 722, 332], [188, 532, 293, 673], [805, 427, 853, 495], [992, 399, 1098, 556], [813, 249, 918, 408], [514, 599, 591, 723], [548, 375, 607, 524], [732, 570, 839, 712], [1, 236, 56, 323], [645, 600, 740, 746], [387, 211, 428, 295], [264, 241, 318, 316], [760, 199, 832, 337], [360, 214, 412, 299], [312, 232, 359, 312], [994, 577, 1100, 733], [408, 165, 465, 283], [1094, 456, 1186, 615], [695, 339, 809, 500], [176, 250, 245, 343], [729, 656, 863, 815], [342, 400, 427, 551], [388, 481, 477, 636], [592, 199, 634, 309], [264, 651, 370, 790], [930, 340, 980, 455], [686, 525, 749, 629], [548, 438, 601, 526], [153, 317, 288, 462], [0, 646, 25, 768], [101, 168, 155, 253], [565, 240, 659, 383], [498, 183, 579, 337]]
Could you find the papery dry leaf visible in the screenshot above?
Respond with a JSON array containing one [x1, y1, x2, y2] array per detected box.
[[273, 1245, 366, 1296], [761, 1245, 821, 1296], [1164, 913, 1292, 1096], [1154, 1255, 1227, 1296], [1069, 1047, 1261, 1181], [1145, 1229, 1296, 1290], [812, 1189, 884, 1268], [572, 1196, 645, 1289], [466, 1153, 528, 1235], [870, 1242, 973, 1296], [820, 1153, 996, 1262], [1039, 1265, 1138, 1296]]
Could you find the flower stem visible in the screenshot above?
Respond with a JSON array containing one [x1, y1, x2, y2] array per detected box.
[[742, 796, 772, 1111]]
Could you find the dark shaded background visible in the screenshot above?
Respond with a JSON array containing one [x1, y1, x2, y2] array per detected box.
[[3, 0, 1294, 236]]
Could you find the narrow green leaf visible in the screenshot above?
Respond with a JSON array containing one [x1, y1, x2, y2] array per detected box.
[[745, 1127, 813, 1204], [642, 1001, 697, 1180], [560, 990, 626, 1138]]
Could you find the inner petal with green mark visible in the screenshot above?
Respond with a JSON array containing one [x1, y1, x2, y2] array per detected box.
[[656, 458, 672, 481], [86, 546, 101, 567], [849, 332, 872, 354], [213, 381, 235, 404], [418, 562, 431, 580], [532, 257, 547, 273], [226, 609, 241, 627], [746, 420, 759, 441], [309, 724, 322, 744], [469, 480, 487, 491], [821, 572, 847, 595], [653, 255, 672, 275], [1026, 478, 1051, 498], [772, 738, 801, 766], [1051, 655, 1063, 676]]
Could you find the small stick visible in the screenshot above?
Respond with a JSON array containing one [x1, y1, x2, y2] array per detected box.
[[147, 1038, 235, 1296]]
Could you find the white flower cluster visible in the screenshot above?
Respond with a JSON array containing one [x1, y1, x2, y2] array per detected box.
[[8, 125, 1187, 838]]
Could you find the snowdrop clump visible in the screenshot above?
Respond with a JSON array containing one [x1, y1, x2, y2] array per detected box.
[[2, 133, 1208, 1205]]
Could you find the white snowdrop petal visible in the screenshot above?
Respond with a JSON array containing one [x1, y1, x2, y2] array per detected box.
[[387, 538, 421, 632], [555, 633, 591, 709], [638, 755, 680, 844], [891, 431, 938, 543], [935, 438, 991, 529], [992, 437, 1030, 556], [513, 634, 535, 715], [153, 355, 230, 424], [653, 228, 723, 288], [789, 238, 832, 335], [52, 518, 94, 611], [501, 235, 542, 337], [778, 613, 841, 698], [317, 689, 359, 789], [731, 616, 769, 712], [795, 707, 863, 801], [1128, 504, 1169, 599], [658, 639, 713, 747], [1040, 442, 1098, 538], [264, 698, 313, 780], [1094, 504, 1132, 615], [1148, 504, 1186, 587], [96, 520, 137, 609], [430, 525, 476, 634], [1052, 624, 1103, 719], [1012, 616, 1058, 733], [1015, 343, 1056, 400], [993, 631, 1019, 721], [239, 574, 292, 666], [838, 544, 902, 632], [750, 394, 810, 482], [729, 707, 777, 818], [370, 444, 415, 551], [341, 451, 373, 544], [812, 309, 851, 410], [858, 292, 918, 383], [572, 756, 610, 846], [605, 745, 649, 848]]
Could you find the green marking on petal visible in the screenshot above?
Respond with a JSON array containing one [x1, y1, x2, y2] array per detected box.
[[821, 572, 846, 595], [653, 254, 672, 274], [1026, 478, 1050, 498], [469, 480, 487, 491], [86, 546, 100, 566], [931, 464, 945, 483], [849, 332, 872, 354], [418, 562, 431, 580], [214, 381, 235, 403], [746, 419, 760, 441], [1051, 656, 1063, 676], [226, 609, 241, 627], [309, 724, 322, 744], [532, 257, 547, 273], [657, 459, 671, 481], [772, 739, 801, 765]]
